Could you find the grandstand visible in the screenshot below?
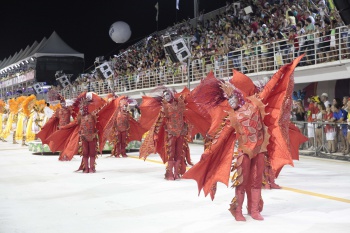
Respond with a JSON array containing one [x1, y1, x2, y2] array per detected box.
[[53, 0, 350, 101], [1, 0, 350, 101]]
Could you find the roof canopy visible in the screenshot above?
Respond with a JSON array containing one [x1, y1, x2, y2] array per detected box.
[[0, 31, 84, 71]]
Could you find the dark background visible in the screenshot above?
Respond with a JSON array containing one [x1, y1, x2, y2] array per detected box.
[[0, 0, 228, 71]]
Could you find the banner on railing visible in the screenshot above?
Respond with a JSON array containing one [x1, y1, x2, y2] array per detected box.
[[0, 70, 35, 88]]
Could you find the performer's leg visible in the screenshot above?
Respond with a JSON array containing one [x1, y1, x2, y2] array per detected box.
[[82, 140, 90, 173], [249, 153, 265, 220], [229, 153, 250, 221], [173, 136, 184, 180], [113, 133, 122, 157], [13, 131, 18, 144], [22, 136, 27, 146], [165, 135, 176, 180], [120, 131, 128, 157], [0, 135, 6, 142], [89, 139, 97, 173], [268, 166, 281, 189], [111, 144, 117, 157]]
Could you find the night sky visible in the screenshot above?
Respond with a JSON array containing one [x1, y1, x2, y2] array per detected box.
[[0, 0, 228, 71]]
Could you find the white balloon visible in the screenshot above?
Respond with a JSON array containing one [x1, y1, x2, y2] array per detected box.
[[109, 21, 131, 43]]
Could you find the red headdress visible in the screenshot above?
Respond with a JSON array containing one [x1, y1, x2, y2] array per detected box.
[[151, 85, 176, 103], [73, 92, 106, 116], [119, 96, 129, 109], [73, 93, 90, 116]]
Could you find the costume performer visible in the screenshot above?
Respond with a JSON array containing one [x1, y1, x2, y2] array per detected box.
[[6, 96, 26, 144], [37, 94, 73, 146], [183, 56, 307, 221], [76, 95, 98, 172], [139, 86, 210, 181], [46, 92, 114, 173], [15, 95, 31, 146], [0, 100, 8, 142], [22, 95, 37, 142], [101, 96, 146, 158], [23, 97, 46, 142], [0, 99, 18, 144]]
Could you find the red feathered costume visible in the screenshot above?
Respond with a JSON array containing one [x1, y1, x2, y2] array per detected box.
[[139, 86, 211, 181], [182, 55, 308, 221], [36, 95, 72, 146], [100, 96, 146, 158], [46, 92, 116, 173]]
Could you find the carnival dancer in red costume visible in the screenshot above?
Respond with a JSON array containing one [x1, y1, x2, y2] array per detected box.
[[182, 55, 307, 221], [37, 94, 73, 146], [76, 95, 98, 173], [101, 95, 146, 158], [46, 92, 115, 173], [139, 86, 210, 181]]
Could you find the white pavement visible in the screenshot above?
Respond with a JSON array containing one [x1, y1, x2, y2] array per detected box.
[[0, 140, 350, 233]]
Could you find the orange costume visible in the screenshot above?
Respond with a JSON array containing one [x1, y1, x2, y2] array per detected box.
[[77, 100, 98, 173], [101, 96, 146, 158], [183, 56, 307, 221], [37, 94, 73, 146], [139, 86, 210, 181], [46, 92, 114, 173]]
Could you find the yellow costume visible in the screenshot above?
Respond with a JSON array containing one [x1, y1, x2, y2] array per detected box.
[[14, 96, 28, 144], [0, 100, 6, 141], [26, 98, 46, 142], [22, 95, 37, 142], [3, 98, 21, 143]]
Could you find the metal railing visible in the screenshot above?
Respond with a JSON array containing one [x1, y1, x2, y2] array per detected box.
[[292, 120, 350, 157], [0, 25, 339, 101]]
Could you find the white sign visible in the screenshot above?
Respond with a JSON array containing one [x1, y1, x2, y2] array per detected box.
[[244, 6, 253, 14]]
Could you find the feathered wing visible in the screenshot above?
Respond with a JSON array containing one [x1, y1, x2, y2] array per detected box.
[[72, 92, 106, 117], [181, 86, 212, 138], [139, 96, 162, 131], [58, 125, 80, 161], [183, 119, 236, 200], [36, 116, 59, 145], [190, 71, 232, 138], [138, 95, 166, 162], [97, 98, 120, 152], [260, 55, 305, 174], [139, 113, 167, 163], [182, 71, 237, 200], [274, 122, 308, 178], [288, 122, 308, 161], [46, 120, 80, 161], [127, 117, 147, 143]]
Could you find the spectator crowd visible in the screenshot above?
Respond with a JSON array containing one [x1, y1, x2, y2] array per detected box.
[[63, 0, 350, 94], [2, 0, 350, 156], [291, 92, 350, 155]]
